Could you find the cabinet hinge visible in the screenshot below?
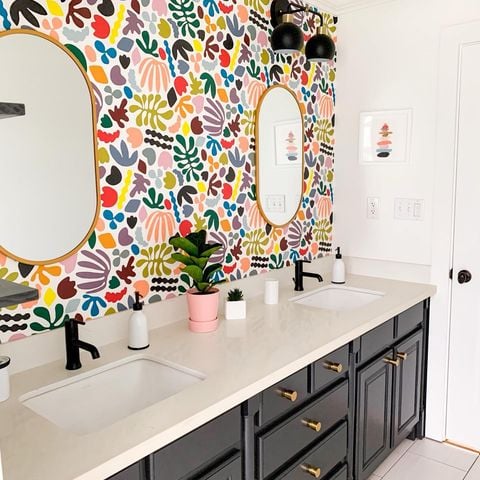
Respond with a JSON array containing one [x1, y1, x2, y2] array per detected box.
[[449, 268, 453, 280]]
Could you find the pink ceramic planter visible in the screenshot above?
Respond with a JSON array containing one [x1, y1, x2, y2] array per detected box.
[[186, 288, 219, 333]]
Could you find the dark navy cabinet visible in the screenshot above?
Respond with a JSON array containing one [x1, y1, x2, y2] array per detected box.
[[108, 300, 429, 480], [354, 302, 427, 480], [107, 461, 147, 480], [354, 352, 393, 480]]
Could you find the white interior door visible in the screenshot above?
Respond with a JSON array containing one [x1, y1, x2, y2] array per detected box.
[[447, 41, 480, 451]]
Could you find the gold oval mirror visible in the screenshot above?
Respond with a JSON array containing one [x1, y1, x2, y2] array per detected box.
[[0, 29, 99, 265], [256, 85, 304, 227]]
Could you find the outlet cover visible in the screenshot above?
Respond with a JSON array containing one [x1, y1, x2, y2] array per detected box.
[[367, 197, 380, 219]]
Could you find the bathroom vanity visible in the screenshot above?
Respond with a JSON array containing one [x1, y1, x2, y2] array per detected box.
[[0, 275, 434, 480], [109, 300, 427, 480]]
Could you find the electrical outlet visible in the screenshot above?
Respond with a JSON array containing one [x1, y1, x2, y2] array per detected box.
[[265, 195, 285, 213], [367, 197, 380, 219]]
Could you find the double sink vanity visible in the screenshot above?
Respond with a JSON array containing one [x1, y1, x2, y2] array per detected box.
[[0, 273, 435, 480]]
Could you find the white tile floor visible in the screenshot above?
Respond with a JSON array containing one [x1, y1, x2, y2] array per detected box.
[[368, 438, 480, 480]]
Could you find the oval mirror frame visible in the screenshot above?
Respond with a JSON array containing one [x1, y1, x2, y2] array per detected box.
[[255, 84, 304, 227], [0, 29, 100, 265]]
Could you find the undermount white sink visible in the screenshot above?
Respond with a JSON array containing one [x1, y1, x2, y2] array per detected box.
[[20, 355, 205, 435], [291, 285, 384, 311]]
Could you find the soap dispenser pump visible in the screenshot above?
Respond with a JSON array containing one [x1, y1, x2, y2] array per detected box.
[[332, 247, 346, 285], [128, 292, 149, 350]]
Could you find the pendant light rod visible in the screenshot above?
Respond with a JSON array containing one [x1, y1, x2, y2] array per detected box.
[[271, 0, 325, 28]]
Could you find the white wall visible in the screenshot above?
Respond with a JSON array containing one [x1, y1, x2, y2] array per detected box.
[[334, 0, 480, 440], [335, 0, 480, 267]]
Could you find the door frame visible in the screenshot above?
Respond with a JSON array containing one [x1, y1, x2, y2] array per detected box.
[[429, 21, 480, 441]]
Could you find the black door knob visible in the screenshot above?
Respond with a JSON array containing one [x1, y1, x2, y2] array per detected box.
[[458, 270, 472, 284]]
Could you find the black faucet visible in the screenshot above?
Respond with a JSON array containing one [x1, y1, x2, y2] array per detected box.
[[293, 259, 323, 291], [64, 317, 100, 370]]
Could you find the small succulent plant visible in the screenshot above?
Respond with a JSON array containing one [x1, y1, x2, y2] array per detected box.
[[227, 288, 244, 302]]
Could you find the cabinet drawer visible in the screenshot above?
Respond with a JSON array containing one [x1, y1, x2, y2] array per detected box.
[[327, 465, 348, 480], [258, 380, 348, 478], [107, 461, 145, 480], [313, 344, 349, 392], [359, 319, 394, 364], [197, 453, 242, 480], [277, 422, 348, 480], [153, 406, 240, 479], [260, 368, 309, 426], [396, 302, 423, 339]]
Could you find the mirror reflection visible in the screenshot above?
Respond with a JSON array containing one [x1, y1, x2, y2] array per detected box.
[[256, 85, 304, 227], [0, 30, 99, 265]]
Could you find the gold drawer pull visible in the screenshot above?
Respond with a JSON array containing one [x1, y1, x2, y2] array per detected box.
[[384, 357, 400, 367], [301, 463, 321, 478], [397, 352, 408, 361], [323, 361, 343, 373], [301, 418, 322, 432], [276, 388, 298, 402]]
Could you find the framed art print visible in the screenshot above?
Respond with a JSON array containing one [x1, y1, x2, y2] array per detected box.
[[274, 120, 302, 167], [359, 109, 412, 165]]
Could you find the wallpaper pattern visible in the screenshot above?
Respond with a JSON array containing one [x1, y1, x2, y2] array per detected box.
[[0, 0, 336, 343]]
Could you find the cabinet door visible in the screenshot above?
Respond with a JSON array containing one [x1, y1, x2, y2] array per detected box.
[[107, 461, 146, 480], [199, 453, 241, 480], [355, 352, 393, 480], [392, 330, 423, 447]]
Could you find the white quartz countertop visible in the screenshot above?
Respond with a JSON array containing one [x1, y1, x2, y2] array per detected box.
[[0, 274, 435, 480]]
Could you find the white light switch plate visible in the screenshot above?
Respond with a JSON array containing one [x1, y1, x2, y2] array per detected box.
[[394, 198, 424, 220], [265, 195, 285, 213]]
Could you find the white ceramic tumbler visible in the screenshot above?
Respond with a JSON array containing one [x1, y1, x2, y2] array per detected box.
[[0, 357, 10, 403], [264, 278, 279, 305]]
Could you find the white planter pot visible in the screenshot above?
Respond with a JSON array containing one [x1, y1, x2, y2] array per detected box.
[[225, 300, 246, 320]]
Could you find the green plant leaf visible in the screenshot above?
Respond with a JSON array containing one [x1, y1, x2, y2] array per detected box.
[[169, 236, 199, 256], [171, 253, 194, 266], [200, 244, 222, 258], [183, 265, 204, 282], [196, 281, 212, 292], [191, 256, 208, 268]]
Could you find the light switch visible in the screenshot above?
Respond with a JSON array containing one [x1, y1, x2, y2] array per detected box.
[[394, 198, 424, 220]]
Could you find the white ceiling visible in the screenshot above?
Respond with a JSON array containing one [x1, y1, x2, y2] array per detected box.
[[309, 0, 396, 15]]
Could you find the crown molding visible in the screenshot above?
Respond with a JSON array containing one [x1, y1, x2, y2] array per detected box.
[[306, 0, 395, 15]]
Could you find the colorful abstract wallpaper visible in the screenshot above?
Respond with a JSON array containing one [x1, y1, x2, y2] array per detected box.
[[0, 0, 337, 343]]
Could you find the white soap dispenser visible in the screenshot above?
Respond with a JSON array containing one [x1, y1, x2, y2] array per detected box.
[[128, 292, 149, 350], [332, 247, 346, 284]]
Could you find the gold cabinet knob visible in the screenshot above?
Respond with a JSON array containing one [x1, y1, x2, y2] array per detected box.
[[323, 361, 343, 373], [301, 463, 321, 478], [276, 388, 298, 402], [301, 418, 322, 432], [384, 357, 400, 367], [397, 352, 408, 361]]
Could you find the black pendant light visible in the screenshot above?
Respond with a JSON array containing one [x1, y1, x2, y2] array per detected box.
[[305, 28, 336, 62], [271, 13, 304, 53], [270, 0, 335, 62]]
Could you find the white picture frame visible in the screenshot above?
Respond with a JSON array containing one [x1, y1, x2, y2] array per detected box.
[[274, 120, 302, 167], [359, 109, 412, 165]]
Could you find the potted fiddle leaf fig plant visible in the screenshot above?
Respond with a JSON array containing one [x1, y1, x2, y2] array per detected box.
[[169, 230, 223, 332], [225, 288, 246, 320]]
